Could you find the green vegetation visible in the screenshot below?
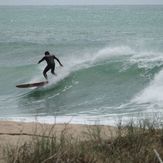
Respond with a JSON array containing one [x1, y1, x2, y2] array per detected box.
[[3, 119, 163, 163]]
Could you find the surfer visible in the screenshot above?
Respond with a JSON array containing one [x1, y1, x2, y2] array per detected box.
[[38, 51, 63, 80]]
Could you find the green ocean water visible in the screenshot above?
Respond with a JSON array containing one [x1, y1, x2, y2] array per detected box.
[[0, 5, 163, 124]]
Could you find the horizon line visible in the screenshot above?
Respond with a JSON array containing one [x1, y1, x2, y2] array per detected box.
[[0, 4, 163, 6]]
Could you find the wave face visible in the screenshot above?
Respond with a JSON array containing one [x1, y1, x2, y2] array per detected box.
[[0, 6, 163, 124]]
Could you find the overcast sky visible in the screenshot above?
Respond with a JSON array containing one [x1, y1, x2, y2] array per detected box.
[[0, 0, 163, 5]]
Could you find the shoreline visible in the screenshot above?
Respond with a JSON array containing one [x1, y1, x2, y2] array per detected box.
[[0, 116, 117, 126]]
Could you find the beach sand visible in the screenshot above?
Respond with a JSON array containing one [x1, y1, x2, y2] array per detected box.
[[0, 121, 117, 162]]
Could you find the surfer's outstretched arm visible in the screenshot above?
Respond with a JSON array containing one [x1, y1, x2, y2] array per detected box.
[[54, 56, 63, 67], [38, 57, 45, 64]]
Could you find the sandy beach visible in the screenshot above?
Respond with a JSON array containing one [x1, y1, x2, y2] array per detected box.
[[0, 121, 116, 162]]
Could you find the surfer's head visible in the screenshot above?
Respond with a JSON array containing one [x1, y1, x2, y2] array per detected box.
[[45, 51, 50, 55]]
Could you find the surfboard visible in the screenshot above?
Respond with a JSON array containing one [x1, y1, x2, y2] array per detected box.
[[16, 81, 48, 88]]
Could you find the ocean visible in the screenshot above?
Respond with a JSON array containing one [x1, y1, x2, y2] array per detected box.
[[0, 5, 163, 125]]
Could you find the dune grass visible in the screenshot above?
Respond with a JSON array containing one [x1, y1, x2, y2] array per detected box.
[[3, 119, 163, 163]]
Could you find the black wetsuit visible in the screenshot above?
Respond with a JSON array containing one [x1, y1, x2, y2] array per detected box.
[[38, 54, 62, 79]]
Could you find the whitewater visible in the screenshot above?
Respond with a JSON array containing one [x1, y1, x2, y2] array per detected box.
[[0, 5, 163, 125]]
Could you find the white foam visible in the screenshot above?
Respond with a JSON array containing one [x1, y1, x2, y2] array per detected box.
[[129, 51, 163, 69], [1, 111, 160, 126], [65, 46, 163, 73], [132, 69, 163, 105]]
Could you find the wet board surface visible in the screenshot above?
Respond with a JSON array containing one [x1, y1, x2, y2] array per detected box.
[[16, 81, 48, 88]]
